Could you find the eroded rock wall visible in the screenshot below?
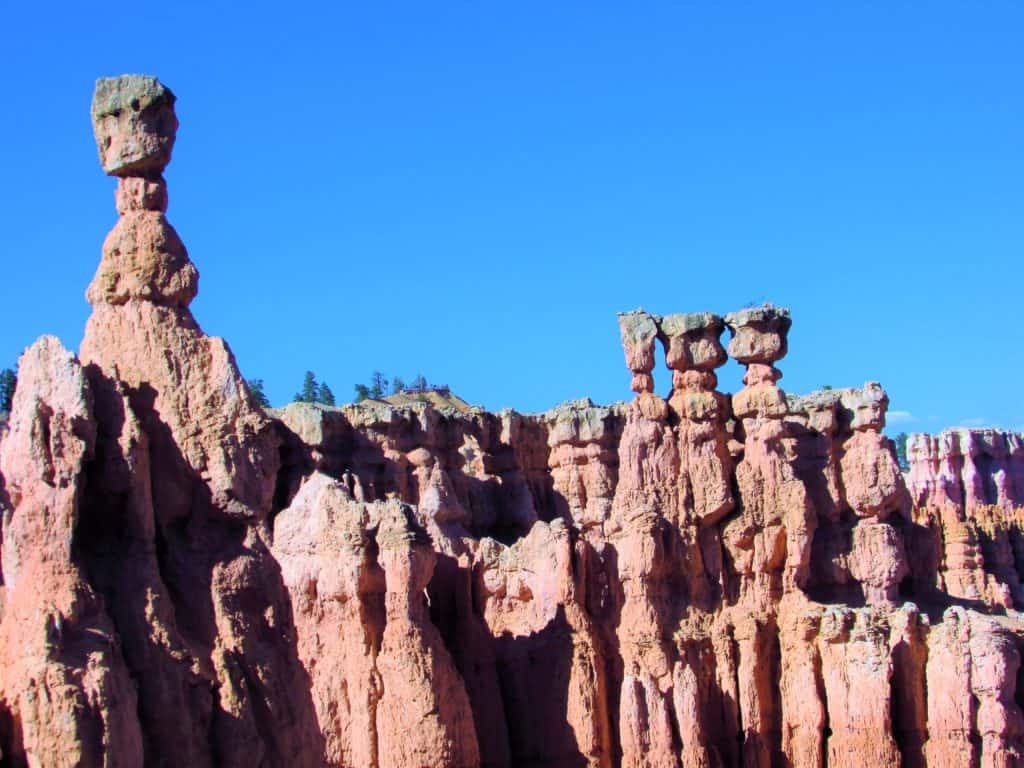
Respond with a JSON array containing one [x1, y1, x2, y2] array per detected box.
[[0, 75, 1022, 768]]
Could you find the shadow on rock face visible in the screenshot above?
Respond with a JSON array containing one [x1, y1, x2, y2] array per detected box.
[[494, 605, 588, 768], [75, 366, 324, 768]]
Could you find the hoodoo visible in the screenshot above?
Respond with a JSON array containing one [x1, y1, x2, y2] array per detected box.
[[0, 75, 1021, 768]]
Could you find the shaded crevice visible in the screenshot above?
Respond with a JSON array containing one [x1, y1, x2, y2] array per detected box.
[[818, 647, 829, 768], [494, 606, 588, 767], [767, 621, 785, 767], [890, 635, 928, 768], [75, 366, 324, 766], [728, 626, 744, 762], [0, 704, 24, 768], [268, 420, 313, 525]]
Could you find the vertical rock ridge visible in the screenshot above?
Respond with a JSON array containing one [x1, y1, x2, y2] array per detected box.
[[0, 337, 143, 767], [70, 74, 321, 766]]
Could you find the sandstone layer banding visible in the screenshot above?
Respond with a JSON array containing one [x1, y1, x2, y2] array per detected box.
[[0, 75, 1021, 768]]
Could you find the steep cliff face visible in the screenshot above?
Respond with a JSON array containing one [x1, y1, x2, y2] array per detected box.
[[0, 74, 1022, 768]]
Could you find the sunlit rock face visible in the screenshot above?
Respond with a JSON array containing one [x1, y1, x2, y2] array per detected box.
[[0, 75, 1022, 768]]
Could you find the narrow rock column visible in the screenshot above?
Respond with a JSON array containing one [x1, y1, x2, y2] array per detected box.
[[720, 305, 806, 768], [658, 312, 734, 614], [79, 75, 323, 766], [612, 309, 681, 768], [724, 305, 812, 600], [817, 608, 901, 768], [0, 338, 144, 767], [778, 606, 826, 768], [87, 76, 195, 308], [618, 309, 659, 395], [658, 312, 738, 755], [83, 75, 278, 523], [927, 609, 970, 765], [837, 384, 909, 605], [271, 474, 385, 768], [658, 312, 734, 529], [375, 503, 481, 768]]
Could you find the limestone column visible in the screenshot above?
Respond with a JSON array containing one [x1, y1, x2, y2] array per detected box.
[[658, 312, 733, 528], [724, 304, 812, 600], [721, 305, 806, 768], [838, 383, 910, 605], [612, 309, 680, 768]]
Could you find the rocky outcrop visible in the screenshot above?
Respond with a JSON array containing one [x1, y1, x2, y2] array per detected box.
[[0, 337, 142, 767], [905, 428, 1024, 614], [0, 74, 1023, 768], [907, 429, 1024, 511], [0, 75, 321, 767], [273, 473, 479, 768]]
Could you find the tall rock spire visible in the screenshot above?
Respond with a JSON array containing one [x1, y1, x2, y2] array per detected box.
[[88, 76, 197, 309], [81, 74, 275, 522], [75, 75, 324, 765]]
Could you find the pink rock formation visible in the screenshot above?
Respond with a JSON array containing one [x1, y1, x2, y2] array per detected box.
[[725, 305, 814, 602], [906, 428, 1024, 613], [0, 337, 142, 767], [1, 75, 1023, 768], [272, 471, 481, 767], [908, 429, 1024, 511], [617, 310, 659, 396], [1, 75, 321, 767], [658, 312, 733, 529]]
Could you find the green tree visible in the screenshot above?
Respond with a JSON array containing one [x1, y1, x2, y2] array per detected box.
[[295, 371, 319, 403], [391, 377, 406, 395], [369, 371, 386, 399], [319, 382, 336, 406], [894, 432, 909, 472], [246, 378, 270, 408], [412, 373, 427, 391], [353, 383, 370, 403], [0, 368, 16, 413]]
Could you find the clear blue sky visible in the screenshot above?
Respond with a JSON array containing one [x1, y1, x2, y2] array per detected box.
[[2, 2, 1022, 433]]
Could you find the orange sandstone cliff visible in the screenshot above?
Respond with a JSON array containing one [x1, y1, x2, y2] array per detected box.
[[0, 74, 1021, 768]]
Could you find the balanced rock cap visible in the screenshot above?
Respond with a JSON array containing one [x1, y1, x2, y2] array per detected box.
[[723, 304, 792, 332], [724, 304, 792, 364], [658, 311, 723, 336], [92, 75, 177, 176], [617, 309, 659, 373], [658, 312, 726, 371]]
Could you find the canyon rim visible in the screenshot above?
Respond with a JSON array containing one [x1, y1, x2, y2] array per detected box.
[[0, 74, 1021, 767]]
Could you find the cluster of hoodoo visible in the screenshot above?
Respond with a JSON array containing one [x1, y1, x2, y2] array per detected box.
[[0, 76, 1020, 768]]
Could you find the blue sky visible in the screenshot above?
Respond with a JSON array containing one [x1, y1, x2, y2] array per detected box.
[[1, 2, 1021, 433]]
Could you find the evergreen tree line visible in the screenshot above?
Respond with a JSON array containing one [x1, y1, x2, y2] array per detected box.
[[353, 371, 428, 402], [245, 372, 336, 409], [244, 371, 432, 408], [293, 371, 335, 406]]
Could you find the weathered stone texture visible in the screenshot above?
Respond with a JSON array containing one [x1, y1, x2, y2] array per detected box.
[[1, 75, 1023, 768]]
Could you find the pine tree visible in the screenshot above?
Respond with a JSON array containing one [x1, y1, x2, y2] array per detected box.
[[353, 384, 370, 403], [0, 368, 16, 413], [295, 371, 319, 403], [412, 373, 427, 391], [319, 382, 336, 406], [369, 371, 386, 399], [246, 378, 270, 408]]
